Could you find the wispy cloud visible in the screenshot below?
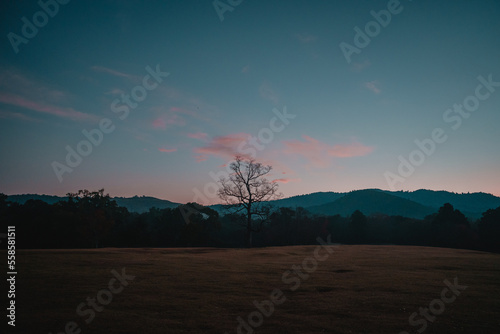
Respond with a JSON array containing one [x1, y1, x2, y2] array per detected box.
[[296, 33, 318, 43], [0, 93, 94, 121], [150, 85, 221, 125], [283, 135, 374, 168], [328, 141, 375, 158], [195, 155, 208, 162], [170, 106, 197, 117], [364, 81, 381, 94], [151, 106, 197, 129], [105, 88, 124, 96], [0, 69, 58, 98], [187, 132, 208, 140], [352, 60, 371, 72], [0, 110, 40, 122], [272, 178, 301, 184], [91, 66, 133, 79], [241, 65, 250, 73], [0, 67, 95, 122], [194, 133, 251, 161], [158, 148, 177, 153], [259, 82, 279, 105], [152, 118, 167, 129]]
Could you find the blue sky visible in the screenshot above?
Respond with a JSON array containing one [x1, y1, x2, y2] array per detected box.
[[1, 0, 499, 204]]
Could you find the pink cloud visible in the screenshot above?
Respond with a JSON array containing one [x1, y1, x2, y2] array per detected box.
[[272, 178, 301, 184], [283, 135, 374, 168], [158, 148, 177, 153], [194, 133, 251, 161], [152, 118, 166, 129], [195, 155, 208, 162], [283, 135, 328, 167], [187, 132, 208, 140], [150, 106, 197, 130], [328, 142, 374, 158], [0, 67, 99, 122], [0, 93, 94, 121], [0, 67, 71, 103], [152, 114, 185, 129], [167, 115, 185, 126], [171, 106, 187, 113]]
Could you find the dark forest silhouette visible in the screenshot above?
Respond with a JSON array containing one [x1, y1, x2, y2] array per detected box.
[[1, 191, 499, 252]]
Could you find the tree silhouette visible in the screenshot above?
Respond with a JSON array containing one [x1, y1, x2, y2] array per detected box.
[[348, 209, 367, 243], [0, 193, 9, 226], [478, 206, 500, 252], [66, 189, 117, 248], [218, 156, 282, 247], [430, 203, 471, 248], [433, 203, 468, 226], [177, 203, 220, 246]]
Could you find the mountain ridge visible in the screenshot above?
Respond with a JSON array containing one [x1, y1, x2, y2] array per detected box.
[[4, 189, 500, 218], [306, 189, 436, 219]]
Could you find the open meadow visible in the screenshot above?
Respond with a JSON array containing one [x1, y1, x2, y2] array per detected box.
[[9, 245, 500, 334]]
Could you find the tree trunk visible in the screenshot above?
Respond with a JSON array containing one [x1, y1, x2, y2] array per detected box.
[[246, 204, 252, 248], [245, 228, 252, 248]]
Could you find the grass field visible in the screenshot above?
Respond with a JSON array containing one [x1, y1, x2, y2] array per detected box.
[[9, 245, 500, 333]]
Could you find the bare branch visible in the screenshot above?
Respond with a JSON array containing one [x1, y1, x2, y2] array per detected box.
[[217, 156, 281, 247]]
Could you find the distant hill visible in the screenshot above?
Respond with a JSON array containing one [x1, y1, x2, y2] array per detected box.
[[258, 189, 500, 219], [7, 194, 68, 205], [306, 189, 436, 219], [5, 189, 500, 218], [5, 194, 180, 214], [268, 191, 344, 208], [386, 190, 500, 218], [113, 196, 180, 213], [210, 192, 345, 215]]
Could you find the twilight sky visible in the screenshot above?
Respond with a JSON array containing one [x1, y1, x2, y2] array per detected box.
[[1, 0, 499, 205]]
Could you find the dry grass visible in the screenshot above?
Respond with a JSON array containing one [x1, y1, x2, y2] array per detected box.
[[8, 245, 500, 333]]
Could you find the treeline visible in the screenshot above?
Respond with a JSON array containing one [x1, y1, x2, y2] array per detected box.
[[1, 191, 499, 252]]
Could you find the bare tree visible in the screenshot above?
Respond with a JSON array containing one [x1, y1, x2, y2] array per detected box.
[[218, 156, 282, 247]]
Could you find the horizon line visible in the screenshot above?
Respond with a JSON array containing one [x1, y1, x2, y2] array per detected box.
[[3, 187, 500, 204]]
